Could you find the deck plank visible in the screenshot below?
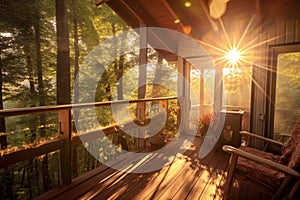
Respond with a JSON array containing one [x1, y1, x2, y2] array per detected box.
[[214, 159, 229, 200], [164, 151, 215, 200], [84, 138, 198, 200], [199, 153, 229, 200], [185, 151, 225, 200]]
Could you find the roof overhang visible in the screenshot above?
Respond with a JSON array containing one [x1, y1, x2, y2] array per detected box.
[[96, 0, 300, 62]]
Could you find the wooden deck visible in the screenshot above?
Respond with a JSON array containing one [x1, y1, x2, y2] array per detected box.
[[35, 136, 269, 200]]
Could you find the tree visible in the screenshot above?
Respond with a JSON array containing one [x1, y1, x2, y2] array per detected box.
[[56, 0, 70, 105]]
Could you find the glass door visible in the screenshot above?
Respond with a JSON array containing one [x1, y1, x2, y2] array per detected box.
[[266, 44, 300, 140], [273, 51, 300, 139]]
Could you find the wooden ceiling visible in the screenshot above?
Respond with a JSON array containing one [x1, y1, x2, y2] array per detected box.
[[96, 0, 300, 61]]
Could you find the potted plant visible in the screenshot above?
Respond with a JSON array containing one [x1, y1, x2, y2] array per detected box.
[[148, 130, 167, 149], [148, 105, 179, 149], [196, 113, 212, 137]]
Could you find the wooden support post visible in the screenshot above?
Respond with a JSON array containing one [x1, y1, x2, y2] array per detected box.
[[58, 110, 72, 185], [177, 57, 185, 133], [177, 57, 184, 98], [177, 57, 191, 133], [137, 22, 147, 148], [184, 61, 191, 131], [214, 66, 223, 112], [200, 68, 205, 114]]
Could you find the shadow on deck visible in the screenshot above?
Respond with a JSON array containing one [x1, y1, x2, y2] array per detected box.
[[35, 136, 269, 200]]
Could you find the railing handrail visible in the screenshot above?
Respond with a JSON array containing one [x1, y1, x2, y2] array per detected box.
[[0, 96, 178, 118], [0, 120, 137, 168], [190, 103, 250, 112]]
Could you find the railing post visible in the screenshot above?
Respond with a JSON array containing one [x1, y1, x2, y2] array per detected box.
[[137, 101, 146, 148], [58, 109, 72, 185], [199, 68, 204, 114]]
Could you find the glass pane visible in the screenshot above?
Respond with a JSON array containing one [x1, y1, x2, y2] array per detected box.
[[189, 68, 215, 111], [204, 69, 215, 107], [274, 52, 300, 139], [189, 68, 214, 130], [222, 67, 252, 131]]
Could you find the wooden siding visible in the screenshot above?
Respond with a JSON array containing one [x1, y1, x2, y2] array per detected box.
[[251, 18, 300, 138]]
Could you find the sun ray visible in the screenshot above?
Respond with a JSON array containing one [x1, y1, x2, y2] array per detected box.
[[193, 14, 288, 103], [236, 14, 256, 50], [240, 34, 284, 52], [252, 63, 276, 73], [250, 73, 272, 102], [214, 58, 229, 67], [197, 40, 228, 54], [217, 17, 233, 50], [238, 36, 260, 53]]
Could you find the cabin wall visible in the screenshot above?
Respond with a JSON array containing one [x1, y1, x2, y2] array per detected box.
[[251, 18, 300, 138]]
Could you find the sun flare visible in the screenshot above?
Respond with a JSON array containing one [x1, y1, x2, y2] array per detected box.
[[226, 48, 241, 65]]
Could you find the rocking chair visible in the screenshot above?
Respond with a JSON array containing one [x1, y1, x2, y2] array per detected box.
[[222, 120, 300, 199]]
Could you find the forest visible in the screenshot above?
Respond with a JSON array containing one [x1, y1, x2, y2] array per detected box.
[[0, 1, 179, 199]]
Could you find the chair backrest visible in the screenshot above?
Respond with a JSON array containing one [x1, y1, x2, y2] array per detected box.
[[280, 119, 300, 165], [288, 142, 300, 172]]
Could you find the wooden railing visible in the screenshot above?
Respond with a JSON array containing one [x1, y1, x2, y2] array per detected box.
[[0, 96, 179, 185]]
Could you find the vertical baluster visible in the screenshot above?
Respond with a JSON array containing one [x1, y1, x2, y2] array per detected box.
[[58, 109, 72, 185]]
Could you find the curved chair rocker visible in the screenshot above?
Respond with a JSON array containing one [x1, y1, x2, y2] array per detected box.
[[222, 120, 300, 200]]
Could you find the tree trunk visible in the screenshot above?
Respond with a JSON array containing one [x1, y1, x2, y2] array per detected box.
[[25, 43, 37, 143], [72, 0, 79, 178], [151, 54, 163, 98], [56, 0, 70, 105], [34, 9, 46, 137], [73, 0, 79, 105], [34, 7, 51, 190], [117, 55, 124, 100], [0, 47, 7, 149], [25, 44, 36, 105], [116, 27, 128, 100], [56, 0, 72, 185]]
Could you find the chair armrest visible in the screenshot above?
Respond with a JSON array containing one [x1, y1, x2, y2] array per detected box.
[[222, 145, 300, 178], [240, 131, 283, 147], [278, 133, 291, 143], [278, 133, 290, 138]]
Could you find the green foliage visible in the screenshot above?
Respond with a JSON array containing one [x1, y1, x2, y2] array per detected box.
[[0, 0, 181, 199], [0, 1, 132, 199], [222, 67, 252, 107]]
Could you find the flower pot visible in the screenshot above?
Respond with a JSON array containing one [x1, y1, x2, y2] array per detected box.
[[148, 135, 166, 149]]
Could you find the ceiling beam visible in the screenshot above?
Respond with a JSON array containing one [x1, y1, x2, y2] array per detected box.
[[162, 0, 189, 32], [106, 0, 178, 61], [106, 0, 140, 28], [120, 0, 160, 26]]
